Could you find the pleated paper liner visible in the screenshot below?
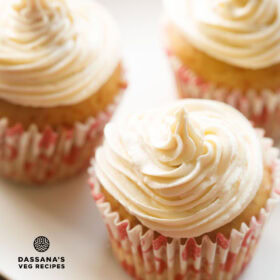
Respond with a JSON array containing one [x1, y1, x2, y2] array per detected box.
[[166, 50, 280, 145], [0, 90, 125, 185], [89, 134, 280, 280]]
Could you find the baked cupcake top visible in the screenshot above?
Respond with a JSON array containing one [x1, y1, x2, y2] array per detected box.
[[164, 0, 280, 69], [94, 99, 264, 238], [0, 0, 120, 107]]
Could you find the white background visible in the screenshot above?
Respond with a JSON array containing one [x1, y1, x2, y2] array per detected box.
[[0, 0, 280, 279]]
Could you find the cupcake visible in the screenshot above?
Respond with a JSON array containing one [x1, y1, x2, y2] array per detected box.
[[0, 0, 126, 184], [89, 99, 280, 280], [163, 0, 280, 143]]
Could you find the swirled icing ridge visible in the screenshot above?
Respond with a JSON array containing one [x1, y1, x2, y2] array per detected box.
[[164, 0, 280, 69], [94, 99, 263, 238], [0, 0, 120, 107]]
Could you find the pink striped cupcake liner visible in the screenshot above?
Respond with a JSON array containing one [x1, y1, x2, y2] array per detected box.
[[89, 133, 280, 280], [0, 91, 125, 185], [167, 50, 280, 145]]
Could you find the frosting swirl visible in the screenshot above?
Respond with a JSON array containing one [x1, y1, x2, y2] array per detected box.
[[94, 100, 263, 238], [0, 0, 120, 107], [164, 0, 280, 69]]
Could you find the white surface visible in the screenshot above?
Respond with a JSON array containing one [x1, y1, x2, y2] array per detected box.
[[0, 0, 279, 279]]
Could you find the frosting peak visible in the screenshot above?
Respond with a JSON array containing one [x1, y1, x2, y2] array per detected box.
[[6, 0, 74, 57], [13, 0, 71, 16], [0, 0, 120, 107], [164, 0, 280, 69], [130, 108, 204, 175], [94, 100, 263, 238]]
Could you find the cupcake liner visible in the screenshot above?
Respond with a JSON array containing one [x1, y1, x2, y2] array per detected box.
[[167, 50, 280, 144], [0, 91, 124, 185], [89, 133, 280, 280]]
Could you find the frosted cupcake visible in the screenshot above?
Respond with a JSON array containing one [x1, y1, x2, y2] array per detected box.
[[0, 0, 126, 184], [89, 99, 280, 280], [164, 0, 280, 143]]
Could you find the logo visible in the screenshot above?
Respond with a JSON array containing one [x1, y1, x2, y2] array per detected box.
[[33, 236, 50, 253], [17, 236, 65, 270]]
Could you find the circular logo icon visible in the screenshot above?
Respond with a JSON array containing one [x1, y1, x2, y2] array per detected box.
[[33, 236, 50, 253]]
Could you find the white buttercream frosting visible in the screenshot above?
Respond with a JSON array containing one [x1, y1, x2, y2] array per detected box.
[[164, 0, 280, 69], [0, 0, 121, 107], [94, 99, 264, 238]]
